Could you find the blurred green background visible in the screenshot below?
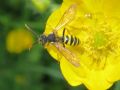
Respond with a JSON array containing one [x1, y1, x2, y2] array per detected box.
[[0, 0, 120, 90]]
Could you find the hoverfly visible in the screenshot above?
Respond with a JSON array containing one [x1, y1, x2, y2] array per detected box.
[[25, 4, 80, 67]]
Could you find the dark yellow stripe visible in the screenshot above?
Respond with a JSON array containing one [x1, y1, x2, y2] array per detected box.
[[70, 35, 74, 45], [77, 38, 80, 45], [74, 36, 77, 46]]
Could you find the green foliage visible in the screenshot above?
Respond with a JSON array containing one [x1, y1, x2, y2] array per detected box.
[[0, 0, 120, 90]]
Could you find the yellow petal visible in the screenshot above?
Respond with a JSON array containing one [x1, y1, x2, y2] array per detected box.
[[83, 70, 113, 90], [60, 57, 85, 86], [103, 0, 120, 18], [106, 56, 120, 83], [44, 0, 120, 89], [45, 9, 61, 35], [83, 0, 120, 18]]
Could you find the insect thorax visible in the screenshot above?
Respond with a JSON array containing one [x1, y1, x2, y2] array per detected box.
[[47, 33, 57, 42]]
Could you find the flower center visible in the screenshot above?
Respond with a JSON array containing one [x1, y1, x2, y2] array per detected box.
[[82, 13, 120, 70], [93, 32, 107, 49]]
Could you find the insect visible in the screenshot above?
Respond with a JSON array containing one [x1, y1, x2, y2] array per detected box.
[[25, 4, 80, 67]]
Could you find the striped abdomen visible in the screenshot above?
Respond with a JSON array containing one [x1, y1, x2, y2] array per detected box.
[[63, 35, 80, 46]]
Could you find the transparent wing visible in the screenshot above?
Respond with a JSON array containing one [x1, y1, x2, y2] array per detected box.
[[54, 4, 76, 32], [49, 42, 80, 67]]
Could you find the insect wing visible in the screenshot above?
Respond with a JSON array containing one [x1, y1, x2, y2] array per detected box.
[[54, 4, 76, 31], [51, 43, 80, 67]]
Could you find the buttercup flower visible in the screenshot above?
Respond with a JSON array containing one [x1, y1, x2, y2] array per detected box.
[[44, 0, 120, 90], [6, 28, 33, 53], [32, 0, 50, 13]]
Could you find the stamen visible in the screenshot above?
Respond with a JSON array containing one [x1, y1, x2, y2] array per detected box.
[[81, 13, 119, 69]]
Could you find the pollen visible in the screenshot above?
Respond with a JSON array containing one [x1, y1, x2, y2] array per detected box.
[[82, 13, 120, 70]]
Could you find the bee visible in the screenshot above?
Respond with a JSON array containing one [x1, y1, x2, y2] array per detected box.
[[25, 4, 80, 67]]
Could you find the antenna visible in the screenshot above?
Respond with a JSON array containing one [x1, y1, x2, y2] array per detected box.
[[25, 24, 39, 38], [25, 24, 39, 51]]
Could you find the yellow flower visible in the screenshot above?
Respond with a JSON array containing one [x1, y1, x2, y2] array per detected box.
[[44, 0, 120, 90], [6, 28, 33, 53], [32, 0, 50, 13]]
